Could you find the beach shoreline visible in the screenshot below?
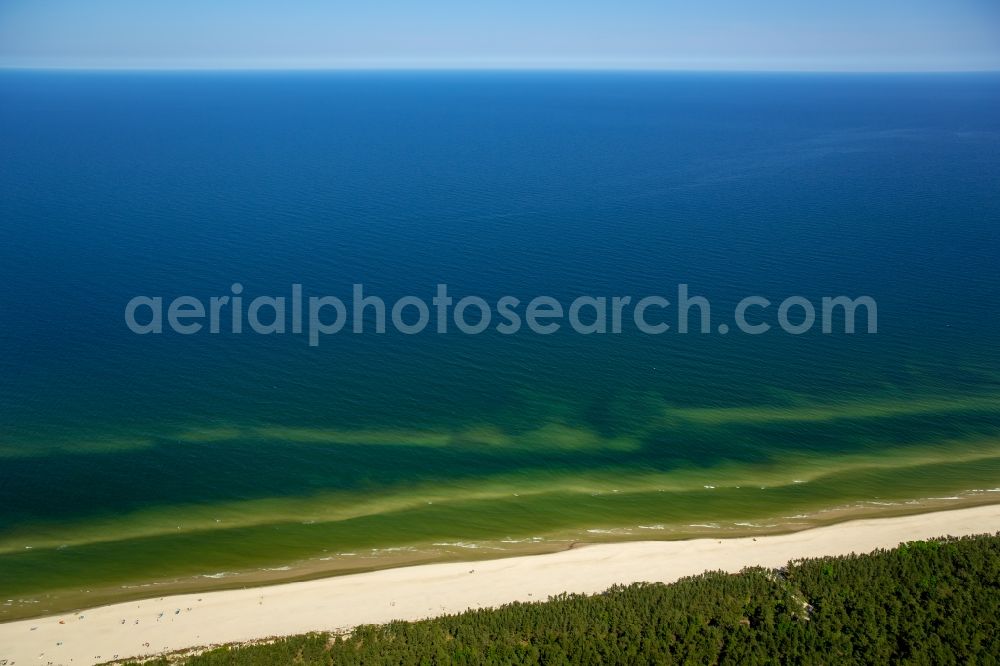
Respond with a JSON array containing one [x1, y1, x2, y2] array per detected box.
[[4, 490, 999, 625], [2, 503, 999, 665]]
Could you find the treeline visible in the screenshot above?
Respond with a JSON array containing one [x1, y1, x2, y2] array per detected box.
[[123, 533, 1000, 665]]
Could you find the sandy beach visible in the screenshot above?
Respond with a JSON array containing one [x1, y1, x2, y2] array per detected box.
[[2, 504, 999, 665]]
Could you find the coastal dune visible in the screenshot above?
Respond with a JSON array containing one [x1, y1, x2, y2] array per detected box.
[[3, 504, 999, 666]]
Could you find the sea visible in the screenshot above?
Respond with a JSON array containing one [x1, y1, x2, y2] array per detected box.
[[1, 71, 999, 618]]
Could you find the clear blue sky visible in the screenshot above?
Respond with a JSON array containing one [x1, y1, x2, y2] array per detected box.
[[1, 0, 998, 71]]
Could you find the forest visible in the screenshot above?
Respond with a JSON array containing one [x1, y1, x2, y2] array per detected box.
[[120, 533, 1000, 665]]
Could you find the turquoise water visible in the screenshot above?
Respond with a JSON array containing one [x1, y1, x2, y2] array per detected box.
[[1, 72, 999, 617]]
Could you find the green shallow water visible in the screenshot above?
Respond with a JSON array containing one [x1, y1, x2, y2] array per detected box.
[[3, 391, 1000, 619]]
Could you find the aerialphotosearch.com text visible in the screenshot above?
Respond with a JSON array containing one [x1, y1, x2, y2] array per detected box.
[[124, 283, 878, 346]]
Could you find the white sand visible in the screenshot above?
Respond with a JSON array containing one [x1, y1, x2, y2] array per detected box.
[[3, 504, 999, 665]]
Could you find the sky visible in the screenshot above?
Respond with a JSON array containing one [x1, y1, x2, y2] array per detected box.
[[1, 0, 999, 71]]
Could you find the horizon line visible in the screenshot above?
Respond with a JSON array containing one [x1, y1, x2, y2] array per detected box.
[[3, 65, 1000, 74]]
